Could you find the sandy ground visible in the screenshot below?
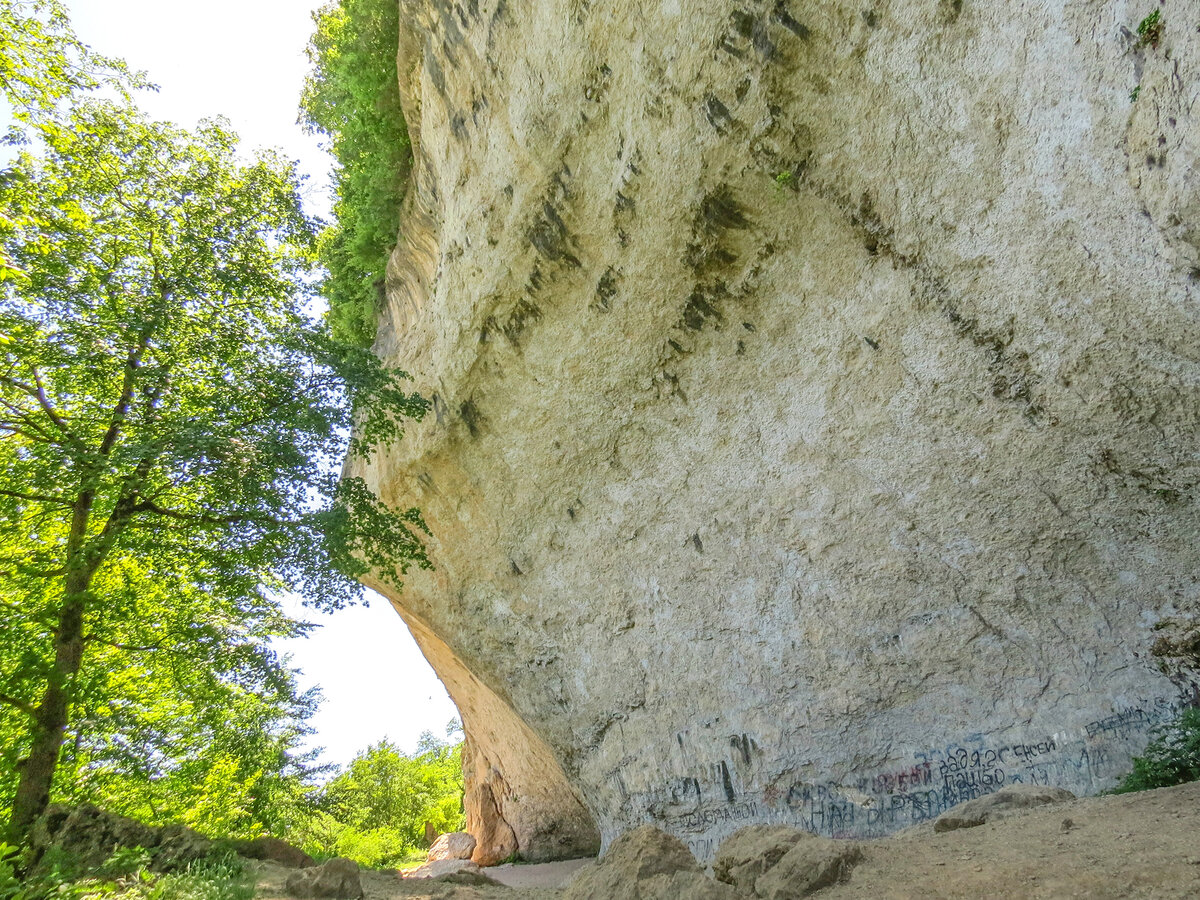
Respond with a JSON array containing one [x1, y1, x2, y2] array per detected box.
[[254, 780, 1200, 899]]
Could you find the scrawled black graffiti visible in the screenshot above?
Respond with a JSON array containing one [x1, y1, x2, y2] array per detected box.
[[641, 695, 1190, 845], [669, 800, 759, 834]]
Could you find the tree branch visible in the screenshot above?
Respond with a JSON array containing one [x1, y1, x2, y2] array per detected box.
[[83, 634, 161, 653], [131, 499, 282, 527], [98, 329, 151, 457], [0, 693, 37, 721], [1, 371, 87, 452], [0, 487, 74, 506]]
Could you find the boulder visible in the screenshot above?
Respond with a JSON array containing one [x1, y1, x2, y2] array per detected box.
[[152, 823, 215, 872], [933, 785, 1076, 833], [563, 826, 738, 900], [284, 857, 364, 900], [29, 804, 211, 874], [406, 858, 482, 879], [232, 836, 315, 868], [752, 838, 863, 899], [428, 831, 477, 861], [713, 826, 809, 892]]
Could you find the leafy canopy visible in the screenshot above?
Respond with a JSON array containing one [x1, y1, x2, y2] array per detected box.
[[0, 99, 429, 607], [0, 0, 139, 124], [0, 1, 432, 842], [300, 0, 412, 347], [296, 734, 465, 868]]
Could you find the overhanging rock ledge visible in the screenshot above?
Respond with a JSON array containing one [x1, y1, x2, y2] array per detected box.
[[348, 0, 1200, 862]]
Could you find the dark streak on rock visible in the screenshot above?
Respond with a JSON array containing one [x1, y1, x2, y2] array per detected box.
[[593, 267, 619, 312], [682, 287, 725, 331], [720, 760, 736, 802], [704, 95, 734, 132], [527, 201, 581, 266], [503, 299, 543, 345], [460, 399, 483, 437], [773, 1, 810, 38], [699, 187, 752, 235]]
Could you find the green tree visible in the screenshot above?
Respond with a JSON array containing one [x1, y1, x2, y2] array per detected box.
[[42, 567, 324, 839], [300, 0, 411, 347], [0, 90, 431, 846], [0, 0, 136, 123], [298, 738, 464, 867]]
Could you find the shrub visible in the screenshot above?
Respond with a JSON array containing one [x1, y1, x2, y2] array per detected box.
[[1111, 707, 1200, 793]]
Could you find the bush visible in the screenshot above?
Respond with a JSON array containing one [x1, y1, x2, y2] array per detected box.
[[4, 847, 251, 900], [1112, 707, 1200, 793]]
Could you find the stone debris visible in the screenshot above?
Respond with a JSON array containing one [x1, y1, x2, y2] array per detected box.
[[284, 857, 364, 899], [427, 831, 477, 861], [713, 825, 862, 898], [933, 785, 1076, 833]]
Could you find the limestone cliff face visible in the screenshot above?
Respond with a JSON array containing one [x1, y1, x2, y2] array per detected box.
[[354, 0, 1200, 861]]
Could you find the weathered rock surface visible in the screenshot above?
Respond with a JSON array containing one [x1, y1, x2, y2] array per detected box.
[[358, 0, 1200, 863], [428, 831, 477, 861], [933, 784, 1076, 833], [562, 826, 737, 899], [284, 858, 364, 900]]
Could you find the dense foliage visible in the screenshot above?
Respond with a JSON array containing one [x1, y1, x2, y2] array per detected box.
[[300, 0, 412, 347], [0, 843, 253, 900], [1112, 707, 1200, 794], [297, 733, 465, 868], [0, 1, 432, 845]]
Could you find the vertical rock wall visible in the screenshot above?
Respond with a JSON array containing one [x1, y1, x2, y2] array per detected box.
[[354, 0, 1200, 861]]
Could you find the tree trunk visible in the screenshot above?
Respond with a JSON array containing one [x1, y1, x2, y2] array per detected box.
[[5, 587, 86, 847]]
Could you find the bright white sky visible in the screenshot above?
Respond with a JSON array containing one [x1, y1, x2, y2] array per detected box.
[[61, 0, 459, 767]]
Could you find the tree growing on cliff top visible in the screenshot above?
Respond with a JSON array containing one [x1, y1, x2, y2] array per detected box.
[[300, 0, 411, 348], [0, 90, 431, 846]]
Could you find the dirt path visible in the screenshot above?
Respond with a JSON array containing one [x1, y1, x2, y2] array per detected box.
[[484, 859, 591, 889], [820, 780, 1200, 900], [255, 780, 1200, 899]]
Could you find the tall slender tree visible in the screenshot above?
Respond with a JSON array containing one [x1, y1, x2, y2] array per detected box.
[[0, 64, 429, 848]]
